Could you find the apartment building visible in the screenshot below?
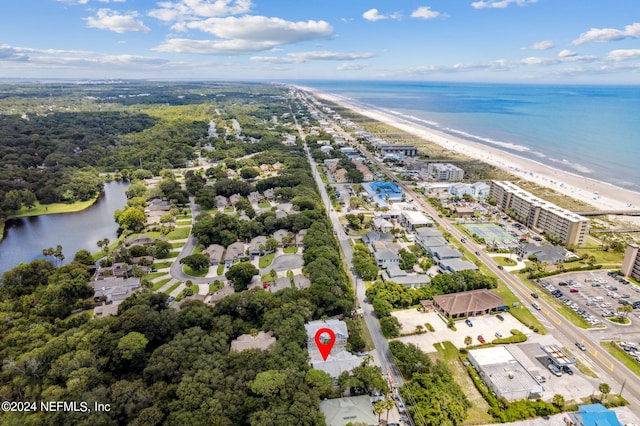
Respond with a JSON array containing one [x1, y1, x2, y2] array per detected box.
[[379, 143, 418, 157], [427, 163, 465, 181], [489, 181, 590, 246], [621, 244, 640, 280]]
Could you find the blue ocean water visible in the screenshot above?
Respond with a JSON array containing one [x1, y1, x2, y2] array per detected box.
[[296, 80, 640, 193]]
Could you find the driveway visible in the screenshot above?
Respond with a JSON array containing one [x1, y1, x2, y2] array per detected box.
[[260, 253, 303, 273]]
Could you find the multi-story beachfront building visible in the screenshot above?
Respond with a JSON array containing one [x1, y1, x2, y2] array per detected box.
[[379, 143, 418, 158], [622, 244, 640, 280], [489, 181, 590, 246], [427, 163, 465, 181]]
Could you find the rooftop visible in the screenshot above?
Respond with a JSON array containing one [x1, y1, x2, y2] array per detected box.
[[230, 331, 276, 352]]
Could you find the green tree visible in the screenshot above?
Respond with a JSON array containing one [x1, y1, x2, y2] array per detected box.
[[599, 382, 611, 402], [73, 249, 95, 266], [304, 369, 334, 398], [117, 331, 149, 361], [225, 261, 258, 291], [464, 336, 473, 347], [250, 370, 287, 398], [180, 253, 210, 272], [115, 206, 146, 232], [552, 394, 565, 408]]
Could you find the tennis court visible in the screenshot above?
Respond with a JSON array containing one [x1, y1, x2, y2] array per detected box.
[[463, 223, 517, 242]]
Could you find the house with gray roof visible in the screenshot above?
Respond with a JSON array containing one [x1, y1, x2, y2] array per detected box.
[[230, 331, 276, 352], [439, 258, 478, 273], [271, 276, 291, 292], [372, 217, 393, 233], [419, 236, 448, 254], [249, 236, 268, 257], [381, 265, 430, 287], [432, 246, 463, 262], [296, 229, 308, 247], [224, 242, 246, 266], [373, 248, 400, 268], [215, 195, 228, 209], [203, 244, 225, 265], [320, 396, 377, 426], [229, 193, 242, 206], [361, 231, 394, 246], [305, 319, 348, 353], [311, 350, 362, 380], [293, 274, 311, 289], [415, 227, 442, 238]]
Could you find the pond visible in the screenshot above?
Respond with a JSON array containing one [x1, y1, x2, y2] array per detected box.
[[0, 180, 129, 274]]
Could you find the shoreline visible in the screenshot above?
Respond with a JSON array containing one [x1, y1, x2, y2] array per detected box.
[[299, 86, 640, 213]]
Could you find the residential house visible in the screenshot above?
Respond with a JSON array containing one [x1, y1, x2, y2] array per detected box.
[[372, 217, 393, 233], [439, 258, 478, 273], [271, 276, 291, 292], [229, 193, 242, 206], [381, 265, 430, 288], [305, 319, 349, 353], [230, 331, 276, 352], [263, 188, 276, 201], [248, 191, 262, 204], [215, 195, 228, 209], [296, 229, 308, 247], [272, 229, 290, 246], [249, 236, 268, 258], [431, 246, 463, 262], [333, 168, 348, 183], [399, 210, 434, 230], [372, 243, 400, 268], [361, 231, 394, 246], [203, 244, 225, 266], [91, 277, 141, 305], [293, 274, 311, 290], [224, 242, 246, 266]]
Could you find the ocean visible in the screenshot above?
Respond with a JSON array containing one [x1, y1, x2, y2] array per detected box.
[[296, 80, 640, 193]]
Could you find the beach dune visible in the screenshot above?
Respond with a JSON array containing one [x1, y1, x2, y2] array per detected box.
[[301, 87, 640, 214]]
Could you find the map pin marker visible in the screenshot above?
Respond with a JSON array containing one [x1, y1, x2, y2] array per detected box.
[[314, 327, 336, 361]]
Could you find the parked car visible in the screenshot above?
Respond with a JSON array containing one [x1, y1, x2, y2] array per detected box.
[[465, 319, 473, 327], [561, 365, 574, 375], [534, 375, 546, 384], [570, 288, 579, 293], [496, 314, 505, 321], [495, 332, 503, 338], [477, 335, 486, 344], [575, 342, 587, 351], [548, 363, 562, 377]]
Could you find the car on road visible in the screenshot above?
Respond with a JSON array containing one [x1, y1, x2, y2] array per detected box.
[[548, 363, 562, 377], [531, 292, 539, 298], [531, 302, 541, 310], [477, 335, 486, 344], [465, 319, 473, 327], [575, 342, 587, 351], [497, 265, 504, 270], [534, 375, 546, 384]]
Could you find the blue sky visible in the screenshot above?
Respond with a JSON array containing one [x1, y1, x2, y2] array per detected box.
[[1, 0, 640, 83]]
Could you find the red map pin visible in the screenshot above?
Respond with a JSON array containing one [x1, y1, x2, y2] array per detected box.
[[314, 327, 336, 361]]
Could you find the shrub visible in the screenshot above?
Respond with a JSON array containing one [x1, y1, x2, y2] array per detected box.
[[425, 323, 435, 332]]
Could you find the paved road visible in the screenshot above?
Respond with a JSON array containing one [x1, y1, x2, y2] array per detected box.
[[295, 116, 406, 391]]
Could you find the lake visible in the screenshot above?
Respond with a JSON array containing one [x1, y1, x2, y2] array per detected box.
[[0, 180, 129, 274]]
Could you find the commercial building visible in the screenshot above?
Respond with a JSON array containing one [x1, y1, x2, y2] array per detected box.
[[515, 243, 569, 264], [427, 163, 465, 181], [566, 404, 623, 426], [379, 143, 417, 157], [433, 289, 506, 318], [468, 346, 544, 401], [622, 244, 640, 280], [489, 181, 590, 246], [448, 182, 490, 199], [399, 210, 434, 230]]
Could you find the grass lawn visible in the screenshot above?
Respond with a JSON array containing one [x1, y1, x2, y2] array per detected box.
[[171, 242, 185, 248], [259, 253, 275, 268], [258, 201, 271, 208], [493, 256, 518, 267], [166, 252, 180, 258], [175, 220, 191, 226], [356, 317, 376, 351], [192, 245, 202, 254], [224, 206, 235, 213], [216, 264, 225, 275], [14, 196, 98, 218], [152, 261, 173, 269], [601, 341, 640, 376], [183, 265, 209, 278], [574, 249, 624, 267], [152, 278, 172, 291], [144, 272, 167, 281], [189, 283, 200, 293], [261, 272, 277, 282], [209, 281, 224, 293], [166, 227, 190, 240], [283, 246, 298, 254], [176, 215, 192, 220], [431, 342, 493, 425], [493, 281, 546, 333], [164, 282, 181, 295]]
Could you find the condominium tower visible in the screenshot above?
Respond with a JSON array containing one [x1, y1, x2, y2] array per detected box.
[[622, 244, 640, 280], [489, 181, 590, 246]]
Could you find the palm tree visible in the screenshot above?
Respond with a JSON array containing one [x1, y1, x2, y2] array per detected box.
[[383, 398, 395, 424], [599, 382, 611, 403], [552, 394, 565, 408], [464, 336, 473, 347], [373, 401, 384, 424]]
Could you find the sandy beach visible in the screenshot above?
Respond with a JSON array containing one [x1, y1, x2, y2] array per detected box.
[[302, 87, 640, 214]]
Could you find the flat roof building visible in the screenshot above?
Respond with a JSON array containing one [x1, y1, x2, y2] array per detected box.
[[427, 163, 465, 181], [399, 210, 434, 230], [379, 143, 417, 157], [622, 244, 640, 280], [468, 346, 544, 401], [489, 181, 590, 246]]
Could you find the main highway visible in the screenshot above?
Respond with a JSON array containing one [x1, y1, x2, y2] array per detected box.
[[296, 90, 640, 412]]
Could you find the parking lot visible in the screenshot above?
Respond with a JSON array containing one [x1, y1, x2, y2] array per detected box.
[[537, 271, 640, 332]]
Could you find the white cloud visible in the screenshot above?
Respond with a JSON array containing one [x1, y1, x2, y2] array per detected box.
[[337, 63, 367, 71], [572, 22, 640, 45], [558, 49, 576, 58], [362, 9, 401, 22], [411, 6, 441, 20], [471, 0, 538, 9], [156, 16, 332, 55], [522, 40, 555, 50], [606, 49, 640, 62], [251, 50, 374, 64], [85, 9, 150, 33], [149, 0, 252, 22]]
